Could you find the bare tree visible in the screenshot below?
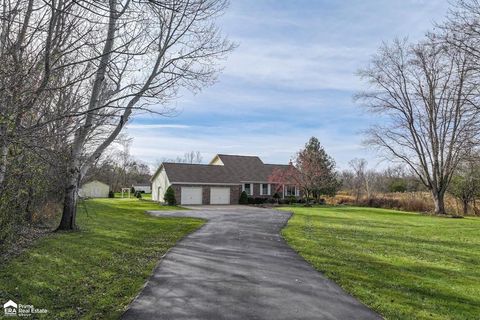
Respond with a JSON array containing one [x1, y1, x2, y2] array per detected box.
[[156, 150, 203, 164], [443, 0, 480, 62], [348, 158, 369, 201], [182, 151, 203, 164], [357, 37, 480, 214], [58, 0, 234, 230]]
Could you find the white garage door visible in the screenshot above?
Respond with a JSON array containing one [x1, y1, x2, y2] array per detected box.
[[210, 187, 230, 205], [181, 187, 203, 205]]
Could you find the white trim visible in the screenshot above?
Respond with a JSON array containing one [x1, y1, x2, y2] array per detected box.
[[284, 185, 298, 197], [242, 183, 253, 195], [260, 183, 271, 196], [171, 182, 239, 186]]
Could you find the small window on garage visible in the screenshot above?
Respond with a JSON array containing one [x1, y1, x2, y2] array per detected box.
[[260, 183, 270, 195], [243, 183, 252, 195]]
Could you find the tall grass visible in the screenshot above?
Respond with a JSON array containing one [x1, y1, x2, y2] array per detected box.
[[327, 192, 477, 216]]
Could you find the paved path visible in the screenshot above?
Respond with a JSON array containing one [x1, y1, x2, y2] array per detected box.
[[122, 206, 381, 320]]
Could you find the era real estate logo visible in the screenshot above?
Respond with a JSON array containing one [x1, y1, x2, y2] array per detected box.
[[3, 300, 17, 317], [3, 300, 48, 317]]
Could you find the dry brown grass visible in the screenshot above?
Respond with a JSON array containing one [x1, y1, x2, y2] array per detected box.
[[326, 192, 478, 216]]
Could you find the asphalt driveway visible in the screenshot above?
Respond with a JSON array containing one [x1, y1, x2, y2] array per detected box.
[[122, 206, 381, 320]]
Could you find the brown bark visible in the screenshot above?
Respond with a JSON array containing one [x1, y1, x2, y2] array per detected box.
[[57, 0, 118, 231], [432, 190, 446, 215], [57, 165, 81, 230]]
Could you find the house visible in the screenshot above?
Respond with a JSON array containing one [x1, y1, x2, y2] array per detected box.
[[4, 300, 17, 316], [132, 185, 151, 193], [79, 180, 110, 198], [151, 154, 300, 205]]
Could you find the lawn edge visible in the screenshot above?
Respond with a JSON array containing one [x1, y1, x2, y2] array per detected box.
[[119, 210, 207, 317], [278, 207, 386, 319]]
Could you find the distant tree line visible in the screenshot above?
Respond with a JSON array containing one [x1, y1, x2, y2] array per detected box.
[[341, 159, 425, 201], [85, 140, 151, 192]]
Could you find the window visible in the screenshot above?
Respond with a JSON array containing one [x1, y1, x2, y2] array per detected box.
[[243, 183, 252, 195], [260, 183, 270, 196], [284, 185, 297, 197]]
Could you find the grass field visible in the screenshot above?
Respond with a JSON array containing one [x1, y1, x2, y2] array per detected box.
[[0, 198, 203, 319], [281, 206, 480, 320]]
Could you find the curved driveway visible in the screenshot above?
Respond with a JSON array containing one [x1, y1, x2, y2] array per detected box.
[[122, 206, 381, 320]]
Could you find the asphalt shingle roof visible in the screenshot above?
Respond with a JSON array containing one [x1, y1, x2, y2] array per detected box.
[[160, 154, 291, 184]]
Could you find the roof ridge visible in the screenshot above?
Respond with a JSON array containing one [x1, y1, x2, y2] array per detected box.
[[217, 154, 261, 157], [163, 162, 213, 166]]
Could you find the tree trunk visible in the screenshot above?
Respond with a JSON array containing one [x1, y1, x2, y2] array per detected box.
[[0, 123, 8, 187], [432, 190, 446, 215], [57, 166, 81, 230], [463, 199, 469, 215]]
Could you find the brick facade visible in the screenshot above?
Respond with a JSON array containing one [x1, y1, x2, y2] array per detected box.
[[172, 184, 242, 205], [171, 183, 298, 205]]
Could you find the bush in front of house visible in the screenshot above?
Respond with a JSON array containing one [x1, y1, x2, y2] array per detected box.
[[286, 196, 297, 204], [135, 191, 142, 199], [254, 197, 266, 204], [164, 186, 176, 205], [267, 198, 276, 204], [273, 192, 281, 202], [108, 191, 115, 198], [247, 197, 255, 204], [239, 191, 248, 204]]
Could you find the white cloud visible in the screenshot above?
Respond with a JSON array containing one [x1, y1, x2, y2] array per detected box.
[[127, 124, 190, 129], [126, 122, 379, 171]]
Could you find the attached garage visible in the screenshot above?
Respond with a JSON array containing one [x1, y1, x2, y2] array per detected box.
[[210, 187, 230, 205], [181, 187, 203, 205]]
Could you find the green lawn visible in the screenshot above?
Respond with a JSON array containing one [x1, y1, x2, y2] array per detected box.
[[113, 192, 151, 200], [0, 198, 203, 319], [281, 206, 480, 320]]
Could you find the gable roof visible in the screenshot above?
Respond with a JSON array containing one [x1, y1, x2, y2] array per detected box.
[[152, 154, 292, 184], [81, 180, 109, 187], [161, 162, 238, 184]]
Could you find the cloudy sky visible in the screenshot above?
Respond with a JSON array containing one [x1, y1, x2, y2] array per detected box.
[[126, 0, 450, 170]]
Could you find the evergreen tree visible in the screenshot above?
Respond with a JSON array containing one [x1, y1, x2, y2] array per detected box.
[[164, 186, 176, 205], [296, 137, 340, 200], [239, 191, 248, 204]]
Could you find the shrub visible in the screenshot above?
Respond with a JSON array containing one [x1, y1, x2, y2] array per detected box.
[[254, 197, 266, 204], [164, 186, 176, 205], [130, 186, 135, 193], [239, 191, 248, 204], [247, 197, 255, 204], [287, 196, 296, 204], [135, 191, 142, 199], [108, 191, 115, 198], [389, 179, 407, 193]]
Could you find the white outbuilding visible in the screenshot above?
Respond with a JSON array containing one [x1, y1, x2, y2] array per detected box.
[[79, 180, 110, 198]]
